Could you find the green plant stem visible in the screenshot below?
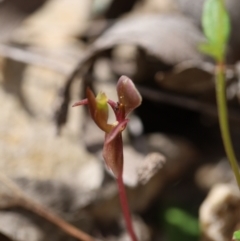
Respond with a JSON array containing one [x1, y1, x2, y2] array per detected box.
[[216, 62, 240, 188], [117, 174, 138, 241]]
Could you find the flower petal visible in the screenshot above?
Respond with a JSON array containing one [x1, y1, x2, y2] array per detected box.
[[116, 75, 142, 116], [103, 133, 123, 177], [86, 88, 113, 133], [72, 99, 88, 107], [105, 119, 129, 145]]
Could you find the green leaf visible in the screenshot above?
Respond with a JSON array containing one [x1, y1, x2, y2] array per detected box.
[[164, 208, 199, 236], [199, 43, 221, 61], [233, 230, 240, 240], [202, 0, 230, 44], [201, 0, 230, 61]]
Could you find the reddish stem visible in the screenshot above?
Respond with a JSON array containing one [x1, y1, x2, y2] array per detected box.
[[117, 174, 138, 241]]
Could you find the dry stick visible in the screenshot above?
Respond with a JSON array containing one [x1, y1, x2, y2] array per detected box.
[[0, 44, 70, 75], [0, 172, 97, 241], [21, 200, 94, 241], [136, 85, 240, 122]]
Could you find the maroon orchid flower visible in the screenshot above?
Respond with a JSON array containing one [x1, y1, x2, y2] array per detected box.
[[73, 75, 142, 241], [73, 75, 142, 177]]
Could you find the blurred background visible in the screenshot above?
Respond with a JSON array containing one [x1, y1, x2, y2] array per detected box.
[[0, 0, 240, 240]]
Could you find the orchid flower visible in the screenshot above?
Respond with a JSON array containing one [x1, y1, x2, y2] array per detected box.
[[73, 75, 142, 241], [72, 75, 142, 177]]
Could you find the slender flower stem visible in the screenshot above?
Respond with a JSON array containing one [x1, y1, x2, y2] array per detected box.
[[216, 62, 240, 188], [117, 174, 138, 241]]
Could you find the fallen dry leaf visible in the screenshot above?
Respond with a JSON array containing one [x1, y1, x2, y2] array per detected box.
[[0, 0, 46, 41], [56, 13, 206, 129]]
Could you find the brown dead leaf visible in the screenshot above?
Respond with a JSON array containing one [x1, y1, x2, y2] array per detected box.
[[91, 14, 205, 65], [137, 152, 166, 185], [155, 60, 215, 94], [0, 0, 46, 41], [56, 14, 206, 129]]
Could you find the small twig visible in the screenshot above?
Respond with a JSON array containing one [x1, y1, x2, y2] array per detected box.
[[136, 85, 240, 122], [0, 172, 97, 241], [0, 44, 71, 75], [55, 53, 94, 131], [21, 200, 95, 241]]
